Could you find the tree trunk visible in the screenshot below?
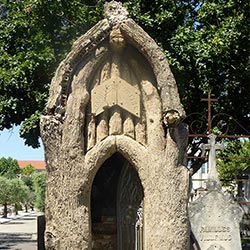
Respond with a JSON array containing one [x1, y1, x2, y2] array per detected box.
[[3, 203, 8, 218], [15, 204, 18, 215], [237, 180, 243, 198]]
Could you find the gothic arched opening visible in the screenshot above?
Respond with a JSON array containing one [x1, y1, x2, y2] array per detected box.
[[91, 153, 144, 250]]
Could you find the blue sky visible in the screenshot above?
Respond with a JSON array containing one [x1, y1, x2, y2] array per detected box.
[[0, 126, 44, 160]]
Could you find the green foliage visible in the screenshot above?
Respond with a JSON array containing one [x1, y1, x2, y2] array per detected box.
[[21, 164, 36, 176], [0, 176, 29, 217], [21, 165, 45, 210], [218, 140, 250, 182], [21, 164, 36, 191], [0, 0, 249, 147], [32, 172, 46, 212], [0, 0, 103, 147], [0, 157, 20, 178], [166, 0, 249, 127], [0, 176, 13, 206], [11, 178, 30, 204]]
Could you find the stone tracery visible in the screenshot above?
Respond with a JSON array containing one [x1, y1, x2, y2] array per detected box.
[[84, 28, 153, 151]]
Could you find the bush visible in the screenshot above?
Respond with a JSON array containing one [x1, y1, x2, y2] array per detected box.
[[32, 172, 46, 212]]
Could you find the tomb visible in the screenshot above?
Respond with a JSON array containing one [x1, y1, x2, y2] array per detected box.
[[40, 1, 189, 249]]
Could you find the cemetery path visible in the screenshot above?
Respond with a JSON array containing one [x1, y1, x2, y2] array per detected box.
[[0, 211, 37, 250]]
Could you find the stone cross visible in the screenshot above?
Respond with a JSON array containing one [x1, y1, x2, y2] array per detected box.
[[200, 134, 224, 183]]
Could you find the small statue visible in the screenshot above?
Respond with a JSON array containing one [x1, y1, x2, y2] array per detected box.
[[109, 28, 126, 52]]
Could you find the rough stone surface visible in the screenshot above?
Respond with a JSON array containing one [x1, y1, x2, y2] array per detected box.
[[41, 1, 189, 249]]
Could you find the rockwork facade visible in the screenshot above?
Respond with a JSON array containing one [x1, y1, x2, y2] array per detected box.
[[40, 1, 190, 249]]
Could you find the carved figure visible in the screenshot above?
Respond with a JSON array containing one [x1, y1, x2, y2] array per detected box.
[[86, 28, 147, 150]]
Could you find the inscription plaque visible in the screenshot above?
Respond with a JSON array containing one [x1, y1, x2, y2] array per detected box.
[[91, 80, 116, 115], [91, 77, 140, 117], [199, 226, 232, 242]]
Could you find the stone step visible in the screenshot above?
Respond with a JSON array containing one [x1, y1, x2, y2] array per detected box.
[[92, 223, 117, 234], [92, 216, 117, 250], [92, 216, 117, 234], [101, 216, 116, 224], [92, 241, 116, 250], [92, 233, 117, 250], [92, 233, 116, 239]]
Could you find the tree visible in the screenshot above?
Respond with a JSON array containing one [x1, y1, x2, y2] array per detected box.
[[21, 164, 36, 176], [0, 157, 20, 178], [0, 176, 12, 218], [0, 176, 29, 218], [0, 157, 30, 216], [21, 164, 36, 190], [0, 0, 249, 152], [217, 140, 250, 197], [20, 164, 36, 211], [0, 0, 103, 147], [124, 0, 250, 173], [32, 172, 46, 212], [11, 178, 30, 215]]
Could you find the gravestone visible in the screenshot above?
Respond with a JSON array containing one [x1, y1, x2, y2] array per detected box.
[[189, 134, 243, 250], [40, 1, 189, 249]]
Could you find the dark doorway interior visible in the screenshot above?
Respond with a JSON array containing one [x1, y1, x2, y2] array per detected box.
[[91, 153, 144, 250], [91, 153, 123, 250]]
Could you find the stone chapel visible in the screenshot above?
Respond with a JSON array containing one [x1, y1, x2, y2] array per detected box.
[[41, 1, 190, 249]]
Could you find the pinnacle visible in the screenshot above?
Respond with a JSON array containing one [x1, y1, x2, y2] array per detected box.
[[104, 1, 129, 27]]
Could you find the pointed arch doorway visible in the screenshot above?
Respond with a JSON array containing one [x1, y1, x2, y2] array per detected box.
[[91, 153, 144, 250]]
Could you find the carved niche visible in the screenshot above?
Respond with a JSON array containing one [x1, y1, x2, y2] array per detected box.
[[84, 28, 157, 151]]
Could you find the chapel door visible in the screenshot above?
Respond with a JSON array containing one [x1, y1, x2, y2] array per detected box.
[[117, 162, 144, 250]]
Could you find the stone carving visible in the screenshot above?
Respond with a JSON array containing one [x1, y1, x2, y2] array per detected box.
[[200, 134, 224, 186], [41, 1, 188, 249], [96, 111, 109, 142], [190, 190, 243, 249], [91, 28, 140, 118], [91, 77, 140, 117], [109, 107, 123, 135], [104, 1, 129, 28], [123, 113, 135, 138], [109, 27, 126, 51], [163, 109, 182, 127], [85, 28, 147, 150]]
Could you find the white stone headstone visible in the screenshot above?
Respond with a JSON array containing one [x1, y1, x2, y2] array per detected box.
[[189, 188, 243, 250], [189, 134, 243, 250]]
